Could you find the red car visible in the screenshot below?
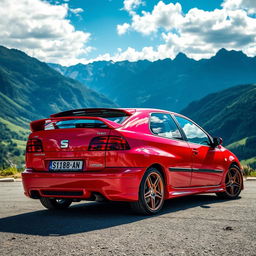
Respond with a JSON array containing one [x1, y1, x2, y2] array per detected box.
[[22, 108, 243, 214]]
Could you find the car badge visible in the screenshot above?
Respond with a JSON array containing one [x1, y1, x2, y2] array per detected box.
[[60, 140, 69, 148]]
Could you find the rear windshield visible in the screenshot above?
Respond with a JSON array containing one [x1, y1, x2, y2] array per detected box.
[[44, 109, 130, 130], [104, 116, 127, 124], [45, 119, 109, 130], [51, 109, 129, 125]]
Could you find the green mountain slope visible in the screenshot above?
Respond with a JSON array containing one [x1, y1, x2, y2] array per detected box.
[[0, 46, 115, 167], [182, 84, 256, 168]]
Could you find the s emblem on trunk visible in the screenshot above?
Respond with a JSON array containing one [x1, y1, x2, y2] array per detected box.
[[60, 140, 69, 148]]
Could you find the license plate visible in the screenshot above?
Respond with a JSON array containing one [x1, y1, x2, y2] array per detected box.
[[49, 160, 83, 171]]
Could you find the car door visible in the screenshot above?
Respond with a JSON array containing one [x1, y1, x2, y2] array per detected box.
[[174, 115, 225, 186], [149, 113, 192, 188]]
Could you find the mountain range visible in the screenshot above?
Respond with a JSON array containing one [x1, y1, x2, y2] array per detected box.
[[49, 49, 256, 112], [0, 46, 115, 126], [0, 45, 115, 167]]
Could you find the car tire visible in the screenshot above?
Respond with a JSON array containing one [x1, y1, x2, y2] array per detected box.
[[40, 197, 72, 210], [216, 165, 243, 199], [130, 167, 165, 215]]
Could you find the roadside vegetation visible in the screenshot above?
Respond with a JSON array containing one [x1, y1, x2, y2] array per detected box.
[[227, 136, 256, 169], [242, 165, 256, 177], [0, 166, 22, 178], [0, 121, 28, 169]]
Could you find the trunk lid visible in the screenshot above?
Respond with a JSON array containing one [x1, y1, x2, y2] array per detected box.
[[26, 117, 118, 171], [26, 109, 133, 172]]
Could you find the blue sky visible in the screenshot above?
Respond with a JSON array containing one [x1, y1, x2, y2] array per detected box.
[[0, 0, 256, 65], [64, 0, 223, 58]]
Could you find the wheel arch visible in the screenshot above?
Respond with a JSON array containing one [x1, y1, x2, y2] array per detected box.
[[147, 163, 166, 182], [147, 163, 169, 198], [230, 161, 241, 170]]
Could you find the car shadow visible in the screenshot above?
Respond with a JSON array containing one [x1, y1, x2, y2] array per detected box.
[[0, 195, 238, 236]]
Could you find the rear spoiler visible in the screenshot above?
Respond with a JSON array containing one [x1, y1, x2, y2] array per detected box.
[[30, 116, 122, 132], [50, 108, 135, 118]]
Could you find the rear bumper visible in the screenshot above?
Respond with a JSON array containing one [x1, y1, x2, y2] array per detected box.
[[22, 167, 146, 201]]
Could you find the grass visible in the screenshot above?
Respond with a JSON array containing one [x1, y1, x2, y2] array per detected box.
[[241, 156, 256, 166], [15, 116, 30, 128], [0, 117, 30, 139], [0, 92, 25, 112], [248, 172, 256, 177], [12, 139, 27, 150], [242, 165, 256, 177], [226, 137, 247, 149], [0, 166, 22, 178], [226, 138, 256, 170]]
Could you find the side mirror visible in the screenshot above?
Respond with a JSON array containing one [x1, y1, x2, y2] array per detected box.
[[212, 137, 223, 147]]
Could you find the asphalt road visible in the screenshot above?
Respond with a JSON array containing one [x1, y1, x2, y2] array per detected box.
[[0, 181, 255, 256]]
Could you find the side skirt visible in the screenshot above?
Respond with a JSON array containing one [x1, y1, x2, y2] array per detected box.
[[167, 184, 225, 199]]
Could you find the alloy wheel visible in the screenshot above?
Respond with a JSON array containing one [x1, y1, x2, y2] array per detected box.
[[144, 172, 164, 211], [225, 167, 242, 197]]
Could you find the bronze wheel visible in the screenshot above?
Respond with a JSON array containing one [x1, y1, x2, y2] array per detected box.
[[144, 172, 164, 211], [216, 165, 243, 199], [130, 167, 165, 215], [225, 167, 243, 197]]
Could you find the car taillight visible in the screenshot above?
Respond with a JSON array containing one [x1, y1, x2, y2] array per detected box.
[[88, 136, 108, 151], [26, 139, 43, 153], [106, 136, 130, 150], [88, 136, 130, 151]]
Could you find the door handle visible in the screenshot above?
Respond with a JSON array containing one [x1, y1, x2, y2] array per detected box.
[[192, 149, 198, 155]]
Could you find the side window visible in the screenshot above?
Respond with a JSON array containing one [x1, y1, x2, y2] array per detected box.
[[150, 113, 182, 140], [174, 115, 210, 145]]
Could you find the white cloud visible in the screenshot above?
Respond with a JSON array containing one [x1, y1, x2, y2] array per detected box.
[[0, 0, 91, 65], [222, 0, 256, 14], [130, 1, 183, 35], [70, 7, 84, 15], [123, 0, 144, 14], [118, 1, 183, 36], [117, 23, 130, 35], [183, 123, 206, 139], [86, 45, 173, 63], [114, 0, 256, 61]]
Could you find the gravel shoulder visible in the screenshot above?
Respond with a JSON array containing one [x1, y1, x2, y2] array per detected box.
[[0, 181, 255, 256]]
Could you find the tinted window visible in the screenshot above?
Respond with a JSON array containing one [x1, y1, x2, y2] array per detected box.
[[45, 119, 108, 130], [105, 116, 127, 124], [175, 116, 210, 145], [150, 113, 182, 140], [52, 109, 129, 124]]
